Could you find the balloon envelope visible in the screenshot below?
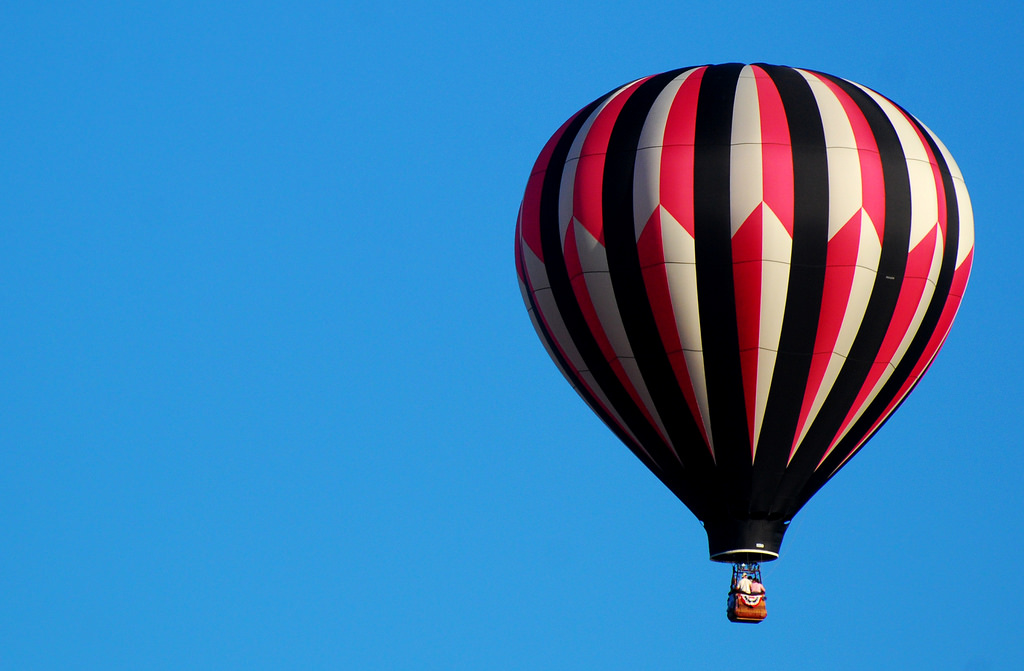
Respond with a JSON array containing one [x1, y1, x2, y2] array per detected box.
[[515, 64, 973, 561]]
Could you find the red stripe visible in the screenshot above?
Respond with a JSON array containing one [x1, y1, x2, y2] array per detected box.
[[753, 66, 794, 236], [900, 247, 973, 389], [637, 209, 682, 366], [660, 67, 706, 238], [573, 78, 650, 246], [514, 205, 525, 282], [731, 69, 793, 454], [520, 111, 588, 261], [520, 172, 546, 262]]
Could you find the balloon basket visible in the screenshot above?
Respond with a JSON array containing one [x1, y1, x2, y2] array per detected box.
[[727, 563, 767, 623]]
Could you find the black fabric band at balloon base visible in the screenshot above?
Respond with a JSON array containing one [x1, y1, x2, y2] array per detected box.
[[703, 518, 789, 562]]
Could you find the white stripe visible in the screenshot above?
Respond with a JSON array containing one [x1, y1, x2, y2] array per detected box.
[[730, 66, 763, 236], [917, 120, 974, 266], [855, 85, 937, 250], [918, 120, 965, 181], [522, 234, 551, 292], [801, 71, 864, 240], [661, 208, 713, 451], [710, 548, 780, 560], [528, 285, 585, 377], [753, 206, 792, 454], [840, 210, 884, 359], [951, 177, 975, 268]]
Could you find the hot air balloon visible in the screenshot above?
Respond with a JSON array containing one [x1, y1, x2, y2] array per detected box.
[[514, 64, 974, 623]]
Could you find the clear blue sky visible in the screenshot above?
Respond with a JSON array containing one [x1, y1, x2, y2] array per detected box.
[[2, 1, 1021, 669]]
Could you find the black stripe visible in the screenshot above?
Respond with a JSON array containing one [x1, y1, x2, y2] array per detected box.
[[772, 73, 915, 518], [799, 111, 963, 502], [690, 63, 751, 520], [745, 65, 830, 519], [601, 69, 720, 517], [532, 87, 708, 517]]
